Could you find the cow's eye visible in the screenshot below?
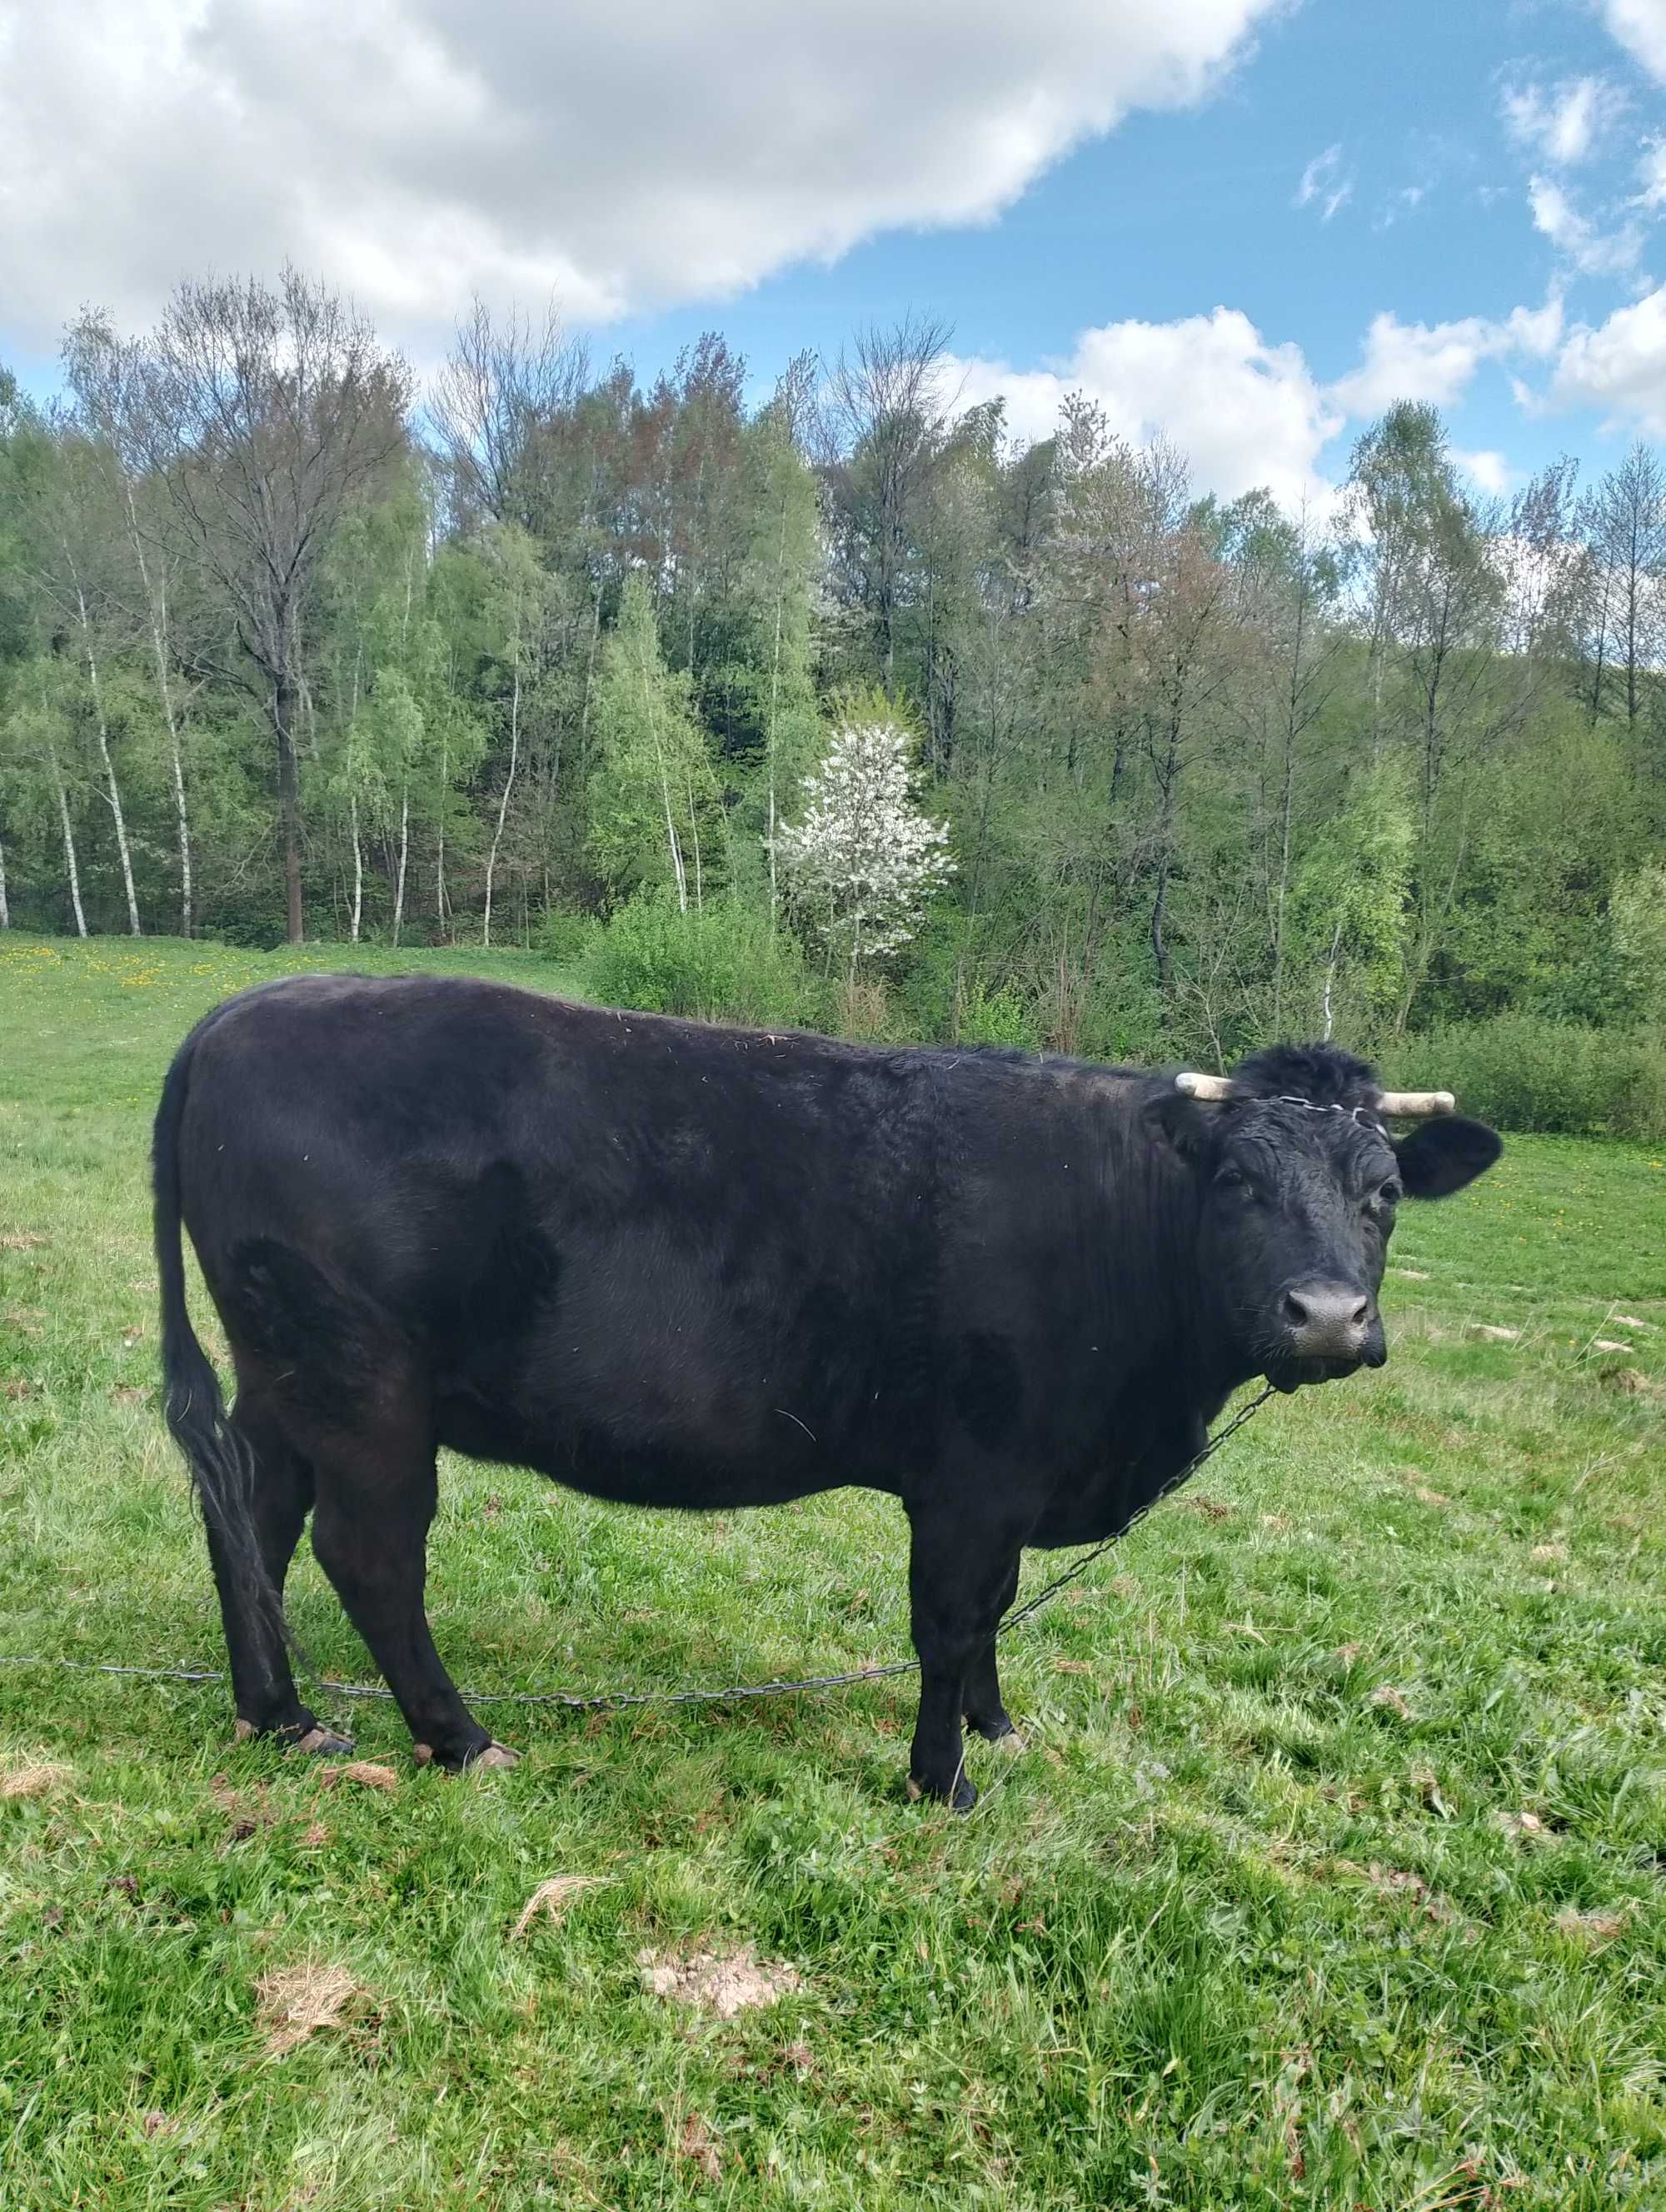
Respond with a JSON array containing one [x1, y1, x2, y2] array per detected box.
[[1215, 1164, 1255, 1198], [1365, 1181, 1402, 1216]]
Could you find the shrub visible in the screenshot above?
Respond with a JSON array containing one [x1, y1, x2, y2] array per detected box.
[[957, 980, 1040, 1052], [533, 906, 603, 969], [581, 890, 826, 1029], [1393, 1014, 1666, 1140]]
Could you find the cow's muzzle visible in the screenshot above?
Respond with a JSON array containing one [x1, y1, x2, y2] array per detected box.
[[1272, 1280, 1386, 1386]]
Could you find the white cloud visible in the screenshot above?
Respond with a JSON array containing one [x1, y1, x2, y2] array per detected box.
[[1549, 284, 1666, 433], [1294, 143, 1354, 222], [1329, 311, 1505, 416], [1452, 448, 1513, 495], [1504, 296, 1568, 359], [1326, 300, 1562, 419], [1374, 182, 1427, 232], [1600, 0, 1666, 85], [0, 0, 1284, 354], [1636, 135, 1666, 210], [949, 306, 1344, 511], [950, 292, 1579, 512], [1500, 74, 1624, 166], [1528, 175, 1644, 276], [1325, 298, 1563, 426]]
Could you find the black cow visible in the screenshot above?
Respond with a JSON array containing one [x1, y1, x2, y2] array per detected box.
[[153, 978, 1500, 1807]]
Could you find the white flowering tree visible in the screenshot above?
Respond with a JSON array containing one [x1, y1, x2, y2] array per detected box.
[[774, 707, 954, 978]]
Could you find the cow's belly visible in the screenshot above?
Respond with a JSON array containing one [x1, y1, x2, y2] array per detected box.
[[434, 1386, 861, 1509], [431, 1230, 923, 1508]]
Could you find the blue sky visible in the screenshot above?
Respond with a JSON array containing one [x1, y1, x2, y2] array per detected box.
[[4, 0, 1665, 506], [601, 0, 1666, 499]]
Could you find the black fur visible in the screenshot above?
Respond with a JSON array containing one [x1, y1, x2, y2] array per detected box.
[[1231, 1042, 1380, 1108], [154, 985, 1501, 1805]]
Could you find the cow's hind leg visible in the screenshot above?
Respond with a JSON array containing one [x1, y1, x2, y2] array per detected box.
[[962, 1557, 1024, 1750], [905, 1505, 1028, 1811], [207, 1391, 349, 1753], [307, 1405, 511, 1773]]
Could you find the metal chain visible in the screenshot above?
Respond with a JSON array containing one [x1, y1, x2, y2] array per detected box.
[[0, 1386, 1274, 1716]]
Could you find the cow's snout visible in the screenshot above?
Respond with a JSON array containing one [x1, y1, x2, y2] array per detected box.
[[1281, 1281, 1384, 1366]]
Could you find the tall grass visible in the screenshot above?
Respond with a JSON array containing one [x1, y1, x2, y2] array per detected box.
[[1394, 1014, 1666, 1139]]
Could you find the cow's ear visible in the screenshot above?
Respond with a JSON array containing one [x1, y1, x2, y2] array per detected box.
[[1145, 1089, 1215, 1166], [1393, 1116, 1502, 1199]]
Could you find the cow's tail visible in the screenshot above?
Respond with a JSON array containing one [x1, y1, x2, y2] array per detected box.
[[152, 1024, 292, 1665]]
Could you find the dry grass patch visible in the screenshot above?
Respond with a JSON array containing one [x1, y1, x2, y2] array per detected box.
[[638, 1944, 801, 2019], [320, 1759, 399, 1793], [1601, 1364, 1664, 1397], [676, 2111, 723, 2181], [1, 1757, 72, 1800], [511, 1874, 606, 1939], [1555, 1906, 1629, 1945], [254, 1961, 363, 2055]]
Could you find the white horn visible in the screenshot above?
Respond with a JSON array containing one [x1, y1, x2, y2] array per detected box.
[[1374, 1089, 1455, 1118], [1175, 1072, 1235, 1101]]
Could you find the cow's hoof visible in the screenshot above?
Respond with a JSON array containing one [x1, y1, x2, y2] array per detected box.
[[905, 1772, 978, 1814], [414, 1740, 521, 1773], [292, 1725, 357, 1756], [234, 1716, 356, 1756]]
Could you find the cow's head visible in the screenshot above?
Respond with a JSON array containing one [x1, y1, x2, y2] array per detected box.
[[1155, 1044, 1501, 1392]]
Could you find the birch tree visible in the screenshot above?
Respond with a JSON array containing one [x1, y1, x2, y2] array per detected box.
[[742, 357, 821, 914], [22, 426, 142, 932], [63, 314, 196, 932], [2, 670, 90, 937], [128, 267, 411, 941], [1579, 441, 1666, 731], [588, 573, 721, 910]]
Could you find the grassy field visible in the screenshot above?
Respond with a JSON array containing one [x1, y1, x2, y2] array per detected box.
[[2, 932, 1664, 2211]]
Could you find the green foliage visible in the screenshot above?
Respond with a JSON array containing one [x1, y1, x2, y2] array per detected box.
[[895, 915, 1043, 1050], [1289, 763, 1414, 1037], [1430, 719, 1645, 1026], [1395, 1014, 1666, 1138], [581, 888, 826, 1027], [2, 289, 1664, 1096], [588, 575, 726, 907], [1611, 862, 1666, 1024], [532, 903, 604, 966], [955, 980, 1039, 1050]]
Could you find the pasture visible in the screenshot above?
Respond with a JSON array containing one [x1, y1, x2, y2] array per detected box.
[[2, 933, 1664, 2212]]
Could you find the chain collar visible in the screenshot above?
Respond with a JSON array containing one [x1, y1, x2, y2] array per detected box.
[[1272, 1094, 1385, 1130]]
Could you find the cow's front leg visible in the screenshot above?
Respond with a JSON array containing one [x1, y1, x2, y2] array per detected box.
[[905, 1507, 1026, 1811], [962, 1557, 1023, 1747]]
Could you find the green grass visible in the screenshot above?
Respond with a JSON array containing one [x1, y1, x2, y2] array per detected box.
[[3, 932, 1664, 2210]]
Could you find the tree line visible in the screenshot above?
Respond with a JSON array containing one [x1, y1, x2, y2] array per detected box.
[[1, 270, 1662, 1069]]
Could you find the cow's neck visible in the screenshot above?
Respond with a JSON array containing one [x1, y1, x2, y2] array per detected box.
[[1093, 1123, 1251, 1412]]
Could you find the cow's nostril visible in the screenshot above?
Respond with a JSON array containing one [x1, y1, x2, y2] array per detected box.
[[1283, 1282, 1373, 1350]]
